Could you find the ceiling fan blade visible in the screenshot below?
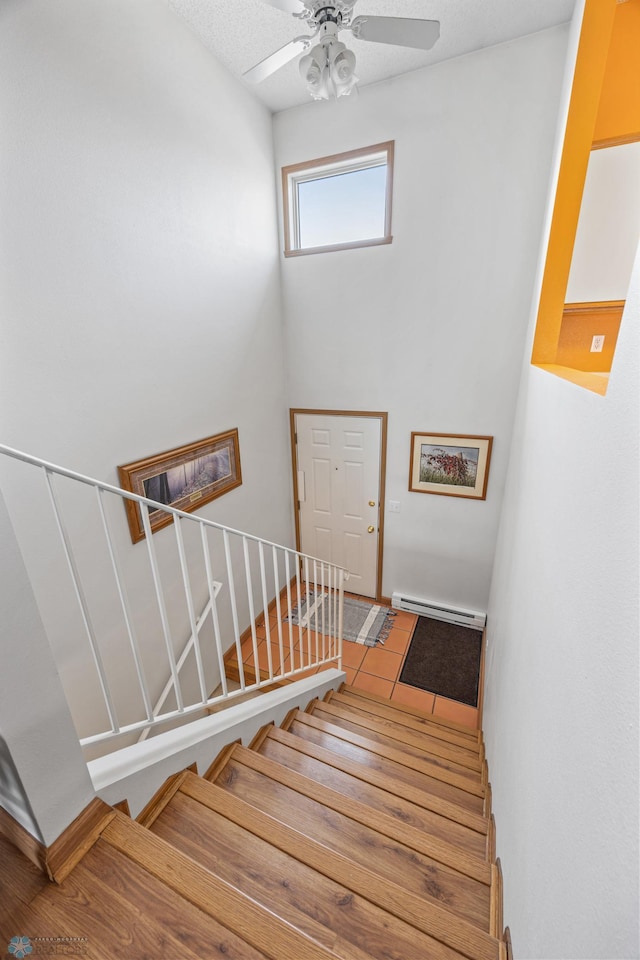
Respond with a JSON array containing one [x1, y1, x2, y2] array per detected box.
[[350, 15, 440, 51], [243, 37, 311, 84], [261, 0, 306, 14]]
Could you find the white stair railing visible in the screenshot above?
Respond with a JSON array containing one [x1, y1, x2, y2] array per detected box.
[[137, 589, 221, 743], [0, 443, 346, 753]]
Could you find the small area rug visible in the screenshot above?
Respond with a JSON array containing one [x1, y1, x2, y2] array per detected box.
[[399, 617, 482, 707], [286, 592, 395, 647]]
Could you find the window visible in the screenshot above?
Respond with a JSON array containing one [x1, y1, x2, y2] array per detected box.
[[282, 141, 394, 257]]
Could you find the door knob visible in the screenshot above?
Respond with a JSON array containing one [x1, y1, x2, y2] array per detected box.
[[368, 500, 376, 507], [367, 525, 375, 533]]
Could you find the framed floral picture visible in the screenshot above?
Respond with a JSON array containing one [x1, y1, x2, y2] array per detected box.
[[409, 432, 493, 500], [118, 429, 241, 543]]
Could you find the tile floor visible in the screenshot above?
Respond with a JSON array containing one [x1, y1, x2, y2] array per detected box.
[[244, 595, 479, 730]]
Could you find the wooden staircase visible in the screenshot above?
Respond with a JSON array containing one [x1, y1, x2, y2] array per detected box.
[[0, 684, 510, 959]]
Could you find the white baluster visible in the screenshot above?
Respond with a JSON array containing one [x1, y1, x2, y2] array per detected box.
[[95, 487, 153, 723], [174, 517, 208, 704], [223, 529, 245, 691], [285, 550, 295, 668], [272, 545, 286, 678], [258, 542, 274, 680], [44, 469, 119, 734], [337, 567, 345, 671], [242, 537, 260, 683], [201, 524, 227, 698], [140, 507, 183, 712], [294, 554, 304, 670]]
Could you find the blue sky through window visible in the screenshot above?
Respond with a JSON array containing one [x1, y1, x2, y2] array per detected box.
[[297, 165, 387, 249]]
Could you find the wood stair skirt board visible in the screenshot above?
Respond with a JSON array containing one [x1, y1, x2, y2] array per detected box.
[[1, 683, 508, 960], [0, 796, 115, 883]]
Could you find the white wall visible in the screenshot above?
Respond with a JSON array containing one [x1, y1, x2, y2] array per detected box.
[[484, 16, 640, 952], [274, 26, 570, 610], [566, 141, 640, 303], [485, 259, 639, 960], [0, 0, 292, 742], [0, 489, 95, 846]]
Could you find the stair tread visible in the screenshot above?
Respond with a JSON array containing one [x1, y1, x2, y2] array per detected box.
[[0, 833, 49, 920], [1, 832, 269, 960], [227, 743, 490, 883], [314, 701, 483, 780], [288, 712, 486, 814], [342, 684, 481, 737], [181, 771, 501, 959], [334, 688, 483, 751], [257, 726, 488, 859], [265, 722, 488, 834], [151, 791, 349, 954], [151, 783, 490, 960], [324, 692, 483, 769], [208, 748, 491, 930], [305, 706, 485, 797], [103, 813, 340, 960]]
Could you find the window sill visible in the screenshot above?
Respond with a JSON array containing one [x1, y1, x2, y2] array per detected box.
[[284, 235, 392, 258], [533, 363, 610, 396]]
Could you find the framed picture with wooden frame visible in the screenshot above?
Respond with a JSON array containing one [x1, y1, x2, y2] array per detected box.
[[118, 429, 242, 543], [409, 432, 493, 500]]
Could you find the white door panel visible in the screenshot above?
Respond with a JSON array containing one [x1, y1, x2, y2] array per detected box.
[[295, 414, 381, 598]]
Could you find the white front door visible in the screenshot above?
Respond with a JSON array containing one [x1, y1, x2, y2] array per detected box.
[[294, 413, 382, 598]]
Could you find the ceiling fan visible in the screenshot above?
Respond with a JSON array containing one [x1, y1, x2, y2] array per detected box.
[[244, 0, 440, 100]]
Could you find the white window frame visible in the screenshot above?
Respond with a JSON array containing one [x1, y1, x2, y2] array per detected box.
[[281, 141, 394, 257]]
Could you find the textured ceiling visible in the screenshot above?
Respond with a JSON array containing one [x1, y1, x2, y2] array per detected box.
[[169, 0, 577, 113]]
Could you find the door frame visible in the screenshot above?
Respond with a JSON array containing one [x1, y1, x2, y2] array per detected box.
[[289, 408, 389, 602]]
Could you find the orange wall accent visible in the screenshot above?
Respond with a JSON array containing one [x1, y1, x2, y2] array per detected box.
[[593, 0, 640, 146], [531, 0, 617, 366], [556, 301, 624, 372]]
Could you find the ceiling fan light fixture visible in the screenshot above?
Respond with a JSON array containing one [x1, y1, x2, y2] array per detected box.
[[331, 47, 356, 84], [299, 45, 324, 79], [244, 2, 441, 103], [299, 44, 331, 98], [300, 38, 357, 100]]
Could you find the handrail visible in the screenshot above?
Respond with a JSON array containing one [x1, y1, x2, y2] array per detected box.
[[0, 442, 347, 753], [0, 442, 334, 567]]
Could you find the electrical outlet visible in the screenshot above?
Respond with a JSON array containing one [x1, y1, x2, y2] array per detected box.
[[591, 335, 605, 353], [388, 500, 401, 513]]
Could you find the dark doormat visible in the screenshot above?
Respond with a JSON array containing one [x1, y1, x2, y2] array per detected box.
[[399, 617, 483, 707]]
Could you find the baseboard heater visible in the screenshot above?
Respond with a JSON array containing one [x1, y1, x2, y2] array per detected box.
[[391, 592, 486, 630]]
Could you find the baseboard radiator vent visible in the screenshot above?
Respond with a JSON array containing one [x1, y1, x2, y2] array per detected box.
[[391, 592, 486, 630]]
